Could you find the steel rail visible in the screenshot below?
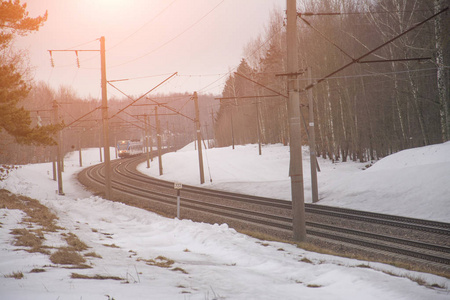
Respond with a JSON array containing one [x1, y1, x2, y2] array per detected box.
[[78, 154, 450, 269], [119, 155, 450, 235]]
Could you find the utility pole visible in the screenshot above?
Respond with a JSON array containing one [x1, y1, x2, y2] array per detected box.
[[47, 37, 111, 198], [53, 100, 64, 195], [149, 114, 154, 161], [114, 136, 118, 159], [52, 155, 56, 181], [98, 127, 103, 162], [307, 67, 319, 203], [145, 114, 150, 168], [155, 106, 163, 175], [204, 122, 209, 147], [287, 0, 306, 242], [78, 132, 83, 167], [256, 92, 262, 156], [193, 92, 205, 184], [210, 109, 215, 146], [100, 36, 112, 199], [230, 107, 235, 150]]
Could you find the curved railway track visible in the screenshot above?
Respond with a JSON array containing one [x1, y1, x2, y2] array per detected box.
[[78, 154, 450, 275]]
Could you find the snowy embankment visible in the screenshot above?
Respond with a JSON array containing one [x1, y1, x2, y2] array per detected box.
[[0, 143, 449, 299], [138, 141, 450, 222]]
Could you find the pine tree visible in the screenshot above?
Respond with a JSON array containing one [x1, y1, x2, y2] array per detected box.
[[0, 0, 61, 145]]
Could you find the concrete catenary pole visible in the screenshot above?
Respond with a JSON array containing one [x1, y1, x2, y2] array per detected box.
[[145, 114, 150, 168], [78, 132, 83, 167], [256, 95, 262, 156], [193, 92, 205, 184], [308, 67, 319, 203], [287, 0, 306, 241], [53, 100, 64, 195], [100, 36, 112, 199], [149, 114, 154, 161], [155, 106, 163, 175]]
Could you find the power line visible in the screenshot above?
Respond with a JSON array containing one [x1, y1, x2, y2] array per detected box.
[[108, 73, 175, 83], [199, 14, 284, 94], [297, 67, 440, 82], [107, 0, 179, 52], [298, 9, 438, 17], [108, 72, 178, 119], [301, 7, 449, 92], [109, 0, 226, 69], [64, 38, 99, 50]]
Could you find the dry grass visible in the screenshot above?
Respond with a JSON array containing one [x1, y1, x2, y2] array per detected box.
[[0, 165, 18, 181], [137, 256, 188, 274], [11, 228, 43, 248], [71, 273, 123, 280], [138, 256, 176, 268], [84, 251, 102, 258], [30, 268, 46, 273], [140, 256, 175, 268], [2, 190, 98, 273], [172, 267, 188, 274], [356, 264, 372, 269], [102, 243, 120, 248], [63, 232, 88, 251], [4, 271, 24, 279], [300, 257, 313, 264], [0, 189, 61, 232], [50, 248, 86, 265]]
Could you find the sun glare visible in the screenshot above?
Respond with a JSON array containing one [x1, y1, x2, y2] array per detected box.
[[86, 0, 128, 16]]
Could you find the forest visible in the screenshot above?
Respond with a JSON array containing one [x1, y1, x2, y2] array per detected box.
[[214, 0, 449, 162], [0, 82, 217, 164], [1, 0, 449, 165]]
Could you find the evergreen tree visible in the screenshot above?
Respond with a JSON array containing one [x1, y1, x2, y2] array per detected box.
[[0, 0, 61, 145]]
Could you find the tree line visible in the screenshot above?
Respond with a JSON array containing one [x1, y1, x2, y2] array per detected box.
[[0, 81, 217, 164], [214, 0, 449, 162]]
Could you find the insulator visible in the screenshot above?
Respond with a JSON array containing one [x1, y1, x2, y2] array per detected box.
[[49, 50, 54, 67], [75, 51, 80, 68]]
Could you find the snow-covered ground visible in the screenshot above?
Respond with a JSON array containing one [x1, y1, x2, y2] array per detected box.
[[138, 141, 450, 222], [0, 142, 449, 299]]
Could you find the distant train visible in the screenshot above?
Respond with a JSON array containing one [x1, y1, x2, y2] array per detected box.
[[117, 139, 144, 158]]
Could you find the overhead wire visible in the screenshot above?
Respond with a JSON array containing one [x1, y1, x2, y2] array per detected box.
[[198, 17, 284, 94], [109, 0, 226, 69], [51, 1, 179, 69], [298, 9, 438, 16], [107, 0, 179, 52]]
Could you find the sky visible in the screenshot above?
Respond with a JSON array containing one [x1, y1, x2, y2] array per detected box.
[[16, 0, 285, 99], [1, 142, 449, 299]]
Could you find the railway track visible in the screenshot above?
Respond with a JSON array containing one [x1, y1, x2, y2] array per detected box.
[[78, 153, 450, 274]]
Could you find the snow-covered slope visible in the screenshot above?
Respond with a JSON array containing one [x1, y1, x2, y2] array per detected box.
[[138, 142, 450, 222], [0, 143, 449, 299]]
